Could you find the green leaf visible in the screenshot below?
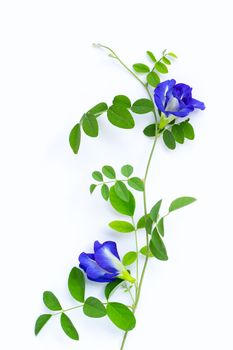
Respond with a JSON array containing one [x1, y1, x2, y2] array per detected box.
[[107, 105, 135, 129], [35, 314, 52, 335], [146, 71, 160, 87], [105, 279, 123, 300], [140, 246, 153, 257], [128, 177, 144, 191], [132, 63, 150, 73], [162, 57, 171, 65], [150, 227, 168, 261], [60, 313, 79, 340], [83, 297, 107, 318], [122, 251, 137, 266], [145, 217, 153, 235], [113, 95, 131, 108], [107, 302, 136, 331], [69, 123, 81, 154], [43, 291, 62, 311], [146, 51, 157, 62], [102, 165, 116, 179], [172, 124, 184, 144], [121, 164, 133, 177], [182, 122, 195, 140], [163, 129, 176, 150], [150, 199, 162, 222], [82, 113, 98, 137], [90, 184, 97, 194], [109, 186, 135, 216], [143, 124, 156, 137], [88, 102, 108, 116], [137, 214, 150, 229], [92, 171, 103, 182], [131, 99, 154, 114], [109, 220, 134, 233], [155, 61, 168, 74], [167, 52, 178, 58], [68, 267, 85, 303], [101, 184, 109, 201], [114, 181, 129, 202], [157, 217, 165, 236], [169, 196, 196, 212]]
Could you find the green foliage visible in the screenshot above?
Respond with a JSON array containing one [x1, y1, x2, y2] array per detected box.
[[102, 165, 116, 179], [167, 52, 178, 58], [107, 302, 136, 331], [163, 129, 176, 150], [109, 220, 134, 233], [109, 186, 135, 216], [105, 279, 123, 300], [131, 99, 154, 114], [143, 124, 156, 137], [88, 102, 108, 116], [182, 121, 195, 140], [107, 105, 135, 129], [114, 181, 130, 202], [146, 71, 160, 87], [82, 113, 99, 137], [145, 217, 153, 235], [169, 196, 196, 212], [155, 61, 168, 74], [140, 246, 153, 257], [150, 227, 168, 261], [68, 267, 85, 303], [89, 184, 97, 194], [83, 297, 107, 318], [172, 124, 184, 144], [43, 291, 62, 311], [101, 184, 109, 201], [128, 177, 144, 191], [35, 314, 52, 335], [137, 214, 150, 229], [69, 123, 81, 154], [146, 51, 157, 62], [121, 164, 133, 177], [132, 63, 150, 73], [162, 56, 171, 65], [113, 95, 131, 108], [157, 217, 165, 236], [92, 171, 103, 182], [122, 251, 137, 266], [150, 199, 162, 222], [60, 313, 79, 340]]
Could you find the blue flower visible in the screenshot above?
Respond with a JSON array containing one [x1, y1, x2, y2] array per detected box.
[[79, 241, 135, 283], [154, 79, 205, 118]]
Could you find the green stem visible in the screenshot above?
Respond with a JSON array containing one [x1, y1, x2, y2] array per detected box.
[[131, 217, 139, 298], [95, 44, 159, 350], [95, 179, 128, 187], [53, 304, 84, 316]]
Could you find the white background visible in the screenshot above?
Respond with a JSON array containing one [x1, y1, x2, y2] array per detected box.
[[0, 1, 232, 349]]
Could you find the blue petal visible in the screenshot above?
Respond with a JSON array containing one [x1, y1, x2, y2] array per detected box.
[[94, 241, 122, 274], [172, 83, 192, 103], [191, 98, 205, 110], [79, 252, 95, 272], [79, 252, 117, 282], [154, 79, 176, 116], [169, 106, 194, 117], [94, 241, 102, 252]]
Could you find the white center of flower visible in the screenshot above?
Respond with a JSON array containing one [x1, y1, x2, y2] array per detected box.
[[166, 97, 179, 112], [104, 248, 124, 272]]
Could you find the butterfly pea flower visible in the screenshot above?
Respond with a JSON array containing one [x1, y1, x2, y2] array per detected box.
[[154, 79, 205, 118], [79, 240, 135, 283]]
